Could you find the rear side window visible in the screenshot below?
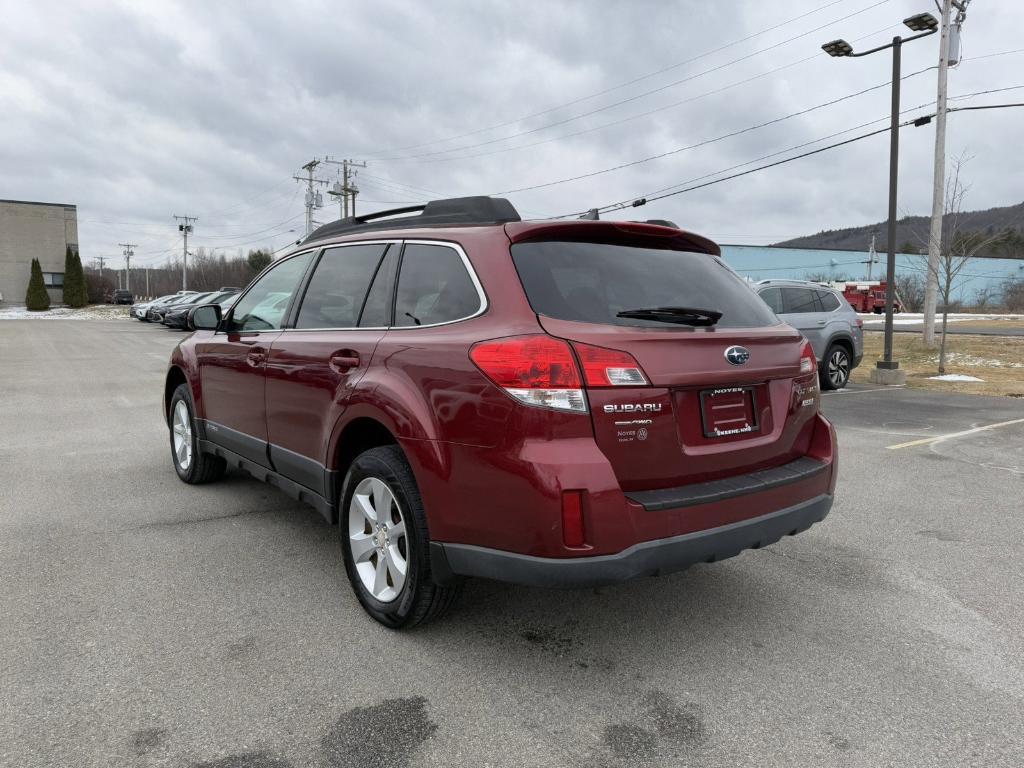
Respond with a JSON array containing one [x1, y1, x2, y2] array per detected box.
[[511, 241, 777, 329], [759, 287, 783, 314], [781, 287, 822, 314], [817, 290, 841, 311], [295, 244, 388, 329], [394, 244, 480, 327]]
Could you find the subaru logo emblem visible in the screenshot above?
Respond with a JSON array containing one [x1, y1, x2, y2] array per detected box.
[[724, 346, 750, 365]]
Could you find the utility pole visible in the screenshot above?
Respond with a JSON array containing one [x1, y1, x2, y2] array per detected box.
[[923, 0, 969, 346], [293, 160, 329, 238], [173, 215, 197, 291], [324, 158, 367, 219], [118, 243, 137, 290], [93, 256, 106, 280], [145, 267, 150, 298]]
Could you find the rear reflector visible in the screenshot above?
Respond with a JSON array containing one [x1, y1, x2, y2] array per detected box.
[[470, 335, 587, 412], [572, 342, 649, 387], [561, 490, 585, 547], [799, 340, 817, 374]]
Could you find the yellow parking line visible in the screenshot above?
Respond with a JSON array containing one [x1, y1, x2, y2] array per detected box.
[[887, 418, 1024, 450]]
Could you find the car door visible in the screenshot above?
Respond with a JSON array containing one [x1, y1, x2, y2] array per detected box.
[[194, 251, 315, 466], [264, 242, 396, 495], [780, 286, 827, 360]]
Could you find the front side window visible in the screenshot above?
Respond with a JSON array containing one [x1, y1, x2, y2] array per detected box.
[[227, 252, 313, 332], [781, 287, 821, 314], [512, 241, 778, 329], [394, 244, 481, 327], [295, 244, 388, 329]]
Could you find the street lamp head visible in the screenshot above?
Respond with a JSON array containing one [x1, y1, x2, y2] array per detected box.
[[821, 39, 854, 57], [903, 12, 938, 32]]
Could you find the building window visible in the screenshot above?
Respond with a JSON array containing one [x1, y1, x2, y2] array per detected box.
[[42, 272, 64, 287]]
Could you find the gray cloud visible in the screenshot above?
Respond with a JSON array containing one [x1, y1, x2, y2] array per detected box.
[[2, 0, 1022, 265]]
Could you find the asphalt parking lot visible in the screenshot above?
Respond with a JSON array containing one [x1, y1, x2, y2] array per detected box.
[[1, 319, 1022, 768]]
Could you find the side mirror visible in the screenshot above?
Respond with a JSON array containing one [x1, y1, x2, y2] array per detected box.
[[188, 303, 222, 331]]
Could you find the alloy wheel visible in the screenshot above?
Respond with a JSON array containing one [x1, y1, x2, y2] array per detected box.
[[828, 349, 850, 388], [348, 477, 408, 603], [172, 400, 193, 470]]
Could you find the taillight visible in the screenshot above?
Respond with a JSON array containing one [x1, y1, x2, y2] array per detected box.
[[571, 342, 649, 387], [470, 335, 587, 412], [799, 340, 817, 374], [855, 317, 864, 328]]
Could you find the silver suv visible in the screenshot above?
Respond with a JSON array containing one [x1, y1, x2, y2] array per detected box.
[[755, 279, 863, 390]]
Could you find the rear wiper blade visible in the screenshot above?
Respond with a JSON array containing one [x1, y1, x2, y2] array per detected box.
[[616, 306, 723, 326]]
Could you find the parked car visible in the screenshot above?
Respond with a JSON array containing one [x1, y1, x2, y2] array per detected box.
[[111, 289, 134, 305], [132, 294, 178, 320], [165, 197, 837, 628], [163, 290, 240, 329], [754, 279, 863, 390], [147, 292, 212, 323]]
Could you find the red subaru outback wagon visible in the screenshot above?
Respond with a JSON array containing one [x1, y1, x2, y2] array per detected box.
[[165, 197, 836, 628]]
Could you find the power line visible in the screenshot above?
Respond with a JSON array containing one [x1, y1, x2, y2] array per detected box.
[[562, 95, 1024, 218], [371, 0, 894, 161], [489, 67, 934, 197], [365, 0, 867, 157], [397, 23, 901, 166]]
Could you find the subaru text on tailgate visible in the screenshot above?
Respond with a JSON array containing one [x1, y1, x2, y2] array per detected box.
[[164, 197, 837, 628]]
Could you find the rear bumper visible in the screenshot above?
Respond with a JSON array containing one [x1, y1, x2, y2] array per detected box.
[[431, 492, 832, 588]]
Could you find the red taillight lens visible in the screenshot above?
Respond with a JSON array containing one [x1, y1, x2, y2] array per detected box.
[[855, 317, 864, 328], [799, 340, 817, 374], [571, 342, 649, 387], [470, 335, 586, 412], [561, 490, 585, 547]]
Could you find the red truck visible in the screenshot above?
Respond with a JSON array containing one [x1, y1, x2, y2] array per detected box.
[[830, 281, 903, 314]]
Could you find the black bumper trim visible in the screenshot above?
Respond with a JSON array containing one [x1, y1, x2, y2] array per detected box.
[[625, 456, 828, 512], [432, 493, 832, 588]]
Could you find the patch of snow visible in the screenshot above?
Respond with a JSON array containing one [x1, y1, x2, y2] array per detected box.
[[0, 305, 129, 320], [929, 374, 986, 382], [938, 353, 1024, 369]]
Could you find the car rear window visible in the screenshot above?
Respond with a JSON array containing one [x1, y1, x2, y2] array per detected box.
[[511, 241, 777, 329]]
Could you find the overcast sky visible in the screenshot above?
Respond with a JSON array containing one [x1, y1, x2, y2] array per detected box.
[[2, 0, 1022, 266]]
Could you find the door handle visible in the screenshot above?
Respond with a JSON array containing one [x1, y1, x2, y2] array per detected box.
[[246, 346, 268, 367], [329, 352, 361, 370]]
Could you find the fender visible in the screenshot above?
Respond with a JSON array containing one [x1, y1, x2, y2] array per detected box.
[[164, 340, 204, 423]]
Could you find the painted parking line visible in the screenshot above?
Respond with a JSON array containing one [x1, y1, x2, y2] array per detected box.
[[822, 385, 906, 396], [886, 417, 1024, 450]]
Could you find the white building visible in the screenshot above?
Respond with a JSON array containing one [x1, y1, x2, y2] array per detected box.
[[0, 199, 79, 305]]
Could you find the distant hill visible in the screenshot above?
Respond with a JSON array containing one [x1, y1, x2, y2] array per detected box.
[[773, 201, 1024, 257]]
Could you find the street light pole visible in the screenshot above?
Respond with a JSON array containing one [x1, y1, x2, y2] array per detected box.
[[881, 36, 901, 370], [821, 12, 938, 385]]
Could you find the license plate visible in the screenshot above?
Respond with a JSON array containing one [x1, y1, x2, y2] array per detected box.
[[699, 386, 759, 438]]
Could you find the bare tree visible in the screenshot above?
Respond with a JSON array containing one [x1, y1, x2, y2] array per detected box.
[[919, 155, 1012, 373]]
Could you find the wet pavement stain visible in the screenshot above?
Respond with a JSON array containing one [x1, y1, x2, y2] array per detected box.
[[129, 727, 168, 756], [191, 752, 293, 768], [642, 689, 709, 746], [916, 529, 966, 542], [603, 723, 656, 762], [320, 696, 437, 768]]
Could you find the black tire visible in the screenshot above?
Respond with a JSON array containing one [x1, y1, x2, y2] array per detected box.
[[820, 343, 851, 391], [168, 383, 226, 484], [340, 445, 461, 629]]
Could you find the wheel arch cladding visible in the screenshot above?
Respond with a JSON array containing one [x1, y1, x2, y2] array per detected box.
[[164, 366, 188, 424], [333, 417, 399, 494], [827, 334, 854, 356]]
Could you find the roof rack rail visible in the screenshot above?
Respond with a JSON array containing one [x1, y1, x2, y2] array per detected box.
[[304, 196, 521, 242]]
